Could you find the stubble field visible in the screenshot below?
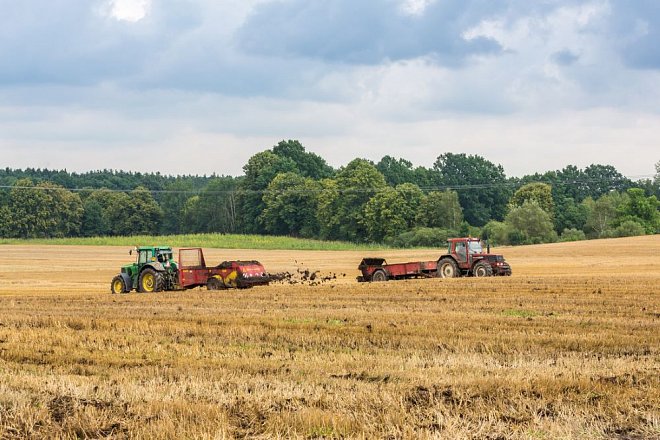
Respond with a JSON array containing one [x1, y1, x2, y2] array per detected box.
[[0, 236, 658, 439]]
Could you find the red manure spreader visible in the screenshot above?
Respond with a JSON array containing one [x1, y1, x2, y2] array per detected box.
[[357, 237, 511, 282], [178, 248, 271, 290]]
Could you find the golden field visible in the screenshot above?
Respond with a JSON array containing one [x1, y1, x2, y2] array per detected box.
[[0, 236, 658, 439]]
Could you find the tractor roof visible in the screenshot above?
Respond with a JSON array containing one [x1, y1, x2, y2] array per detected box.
[[137, 246, 172, 251], [447, 237, 480, 242]]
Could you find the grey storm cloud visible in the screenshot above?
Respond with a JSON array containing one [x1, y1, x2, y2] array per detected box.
[[609, 0, 660, 69], [1, 0, 659, 94], [552, 49, 580, 66], [236, 0, 503, 65]]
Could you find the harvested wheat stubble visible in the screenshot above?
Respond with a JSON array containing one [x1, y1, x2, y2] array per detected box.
[[0, 236, 658, 439]]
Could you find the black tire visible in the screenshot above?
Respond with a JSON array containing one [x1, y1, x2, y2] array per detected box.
[[473, 262, 493, 277], [206, 278, 225, 290], [371, 270, 388, 282], [110, 275, 128, 294], [437, 258, 459, 278], [139, 268, 163, 293]]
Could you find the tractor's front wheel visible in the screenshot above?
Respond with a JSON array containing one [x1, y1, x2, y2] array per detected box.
[[473, 262, 493, 277], [110, 275, 128, 294], [437, 258, 459, 278], [139, 268, 163, 293]]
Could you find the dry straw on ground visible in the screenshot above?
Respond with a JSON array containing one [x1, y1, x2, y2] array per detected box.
[[0, 236, 658, 439]]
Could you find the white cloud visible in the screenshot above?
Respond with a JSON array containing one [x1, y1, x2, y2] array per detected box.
[[400, 0, 438, 16], [108, 0, 151, 22]]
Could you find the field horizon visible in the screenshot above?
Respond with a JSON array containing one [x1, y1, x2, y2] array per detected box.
[[0, 232, 386, 252], [0, 235, 658, 438]]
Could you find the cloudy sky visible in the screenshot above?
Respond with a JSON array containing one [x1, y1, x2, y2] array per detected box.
[[1, 0, 658, 178]]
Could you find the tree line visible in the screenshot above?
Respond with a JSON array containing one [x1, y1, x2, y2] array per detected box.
[[1, 140, 659, 246]]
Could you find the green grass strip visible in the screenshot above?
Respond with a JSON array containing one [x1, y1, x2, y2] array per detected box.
[[0, 233, 387, 251]]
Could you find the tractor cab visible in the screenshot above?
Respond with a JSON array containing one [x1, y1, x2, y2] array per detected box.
[[447, 238, 484, 266], [132, 246, 173, 265]]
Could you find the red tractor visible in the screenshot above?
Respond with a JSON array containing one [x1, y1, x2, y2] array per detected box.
[[357, 237, 511, 282], [437, 237, 511, 278]]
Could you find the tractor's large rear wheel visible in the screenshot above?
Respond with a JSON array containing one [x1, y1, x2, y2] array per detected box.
[[110, 275, 128, 294], [473, 262, 493, 277], [139, 268, 163, 293], [437, 258, 459, 278]]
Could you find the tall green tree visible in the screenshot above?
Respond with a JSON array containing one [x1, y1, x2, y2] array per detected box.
[[505, 200, 557, 244], [317, 159, 387, 242], [582, 192, 626, 238], [553, 165, 588, 201], [159, 180, 195, 234], [396, 183, 425, 222], [362, 188, 408, 242], [124, 187, 163, 235], [193, 177, 239, 233], [362, 183, 424, 242], [180, 196, 201, 233], [583, 164, 632, 199], [317, 179, 342, 240], [376, 156, 416, 186], [272, 140, 334, 179], [2, 179, 83, 238], [238, 151, 298, 233], [416, 190, 463, 230], [616, 188, 660, 234], [84, 187, 162, 236], [80, 198, 108, 237], [84, 189, 130, 236], [554, 197, 589, 233], [260, 172, 322, 237], [433, 153, 510, 226], [0, 203, 11, 237], [648, 160, 660, 198], [510, 183, 554, 217]]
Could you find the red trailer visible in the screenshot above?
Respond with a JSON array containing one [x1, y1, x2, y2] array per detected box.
[[178, 248, 270, 290], [357, 258, 438, 282], [357, 238, 512, 282]]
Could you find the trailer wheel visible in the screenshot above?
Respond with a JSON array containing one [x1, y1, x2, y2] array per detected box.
[[371, 270, 388, 282], [437, 258, 459, 278], [473, 262, 493, 277], [207, 278, 225, 290], [139, 268, 163, 293], [110, 275, 128, 294]]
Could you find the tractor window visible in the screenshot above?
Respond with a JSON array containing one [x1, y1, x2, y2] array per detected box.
[[455, 242, 467, 262], [138, 250, 153, 264], [468, 241, 483, 254]]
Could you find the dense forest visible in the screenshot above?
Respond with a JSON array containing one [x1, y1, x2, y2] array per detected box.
[[1, 140, 659, 246]]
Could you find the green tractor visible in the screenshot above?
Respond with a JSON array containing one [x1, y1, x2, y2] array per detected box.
[[110, 246, 179, 294]]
